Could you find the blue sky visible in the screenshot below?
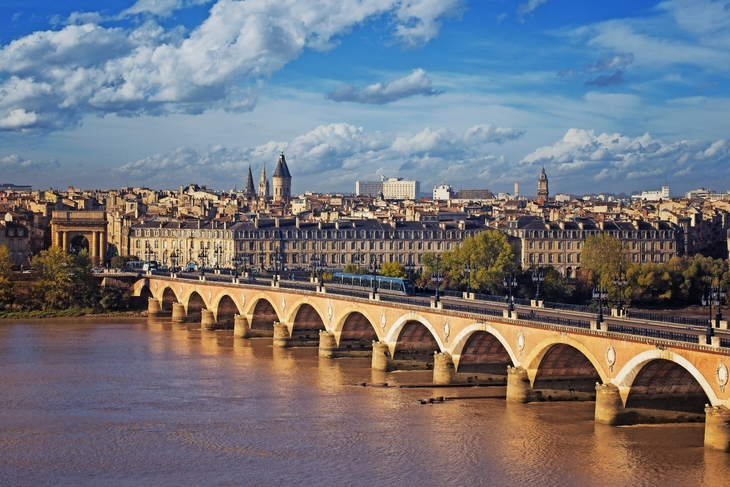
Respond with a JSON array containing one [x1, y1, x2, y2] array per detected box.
[[1, 0, 729, 197]]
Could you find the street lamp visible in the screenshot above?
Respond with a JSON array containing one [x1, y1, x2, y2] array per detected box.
[[464, 256, 473, 295], [169, 250, 178, 276], [503, 272, 518, 318], [532, 267, 544, 302], [593, 282, 608, 325], [702, 284, 726, 344], [198, 248, 207, 277], [612, 272, 628, 315], [370, 255, 379, 294], [431, 254, 442, 303], [213, 243, 223, 272], [311, 254, 321, 286], [145, 241, 152, 263]]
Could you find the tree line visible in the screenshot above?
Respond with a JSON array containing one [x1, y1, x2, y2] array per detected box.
[[414, 231, 728, 309], [0, 246, 130, 314]]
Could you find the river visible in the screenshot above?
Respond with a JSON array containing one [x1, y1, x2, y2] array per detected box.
[[0, 318, 729, 486]]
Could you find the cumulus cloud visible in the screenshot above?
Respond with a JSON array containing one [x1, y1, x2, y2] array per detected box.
[[120, 0, 214, 18], [0, 0, 462, 133], [325, 69, 443, 104], [0, 154, 60, 170], [517, 0, 547, 23], [520, 128, 730, 185], [585, 70, 626, 87], [113, 121, 524, 189], [584, 53, 633, 72]]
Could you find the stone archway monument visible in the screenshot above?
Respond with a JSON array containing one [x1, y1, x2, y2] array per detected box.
[[50, 211, 108, 267]]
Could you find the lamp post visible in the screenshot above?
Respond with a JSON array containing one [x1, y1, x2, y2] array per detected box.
[[145, 241, 152, 263], [612, 271, 628, 315], [311, 254, 321, 286], [503, 272, 517, 318], [169, 250, 178, 276], [702, 284, 726, 344], [464, 256, 472, 295], [213, 243, 223, 272], [593, 281, 608, 326], [370, 255, 379, 295], [532, 267, 544, 302], [198, 248, 207, 277], [431, 254, 442, 303]]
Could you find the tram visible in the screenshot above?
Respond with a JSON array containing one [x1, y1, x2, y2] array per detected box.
[[330, 272, 416, 295]]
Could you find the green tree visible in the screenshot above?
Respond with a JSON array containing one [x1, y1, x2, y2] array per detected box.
[[533, 266, 573, 303], [0, 246, 14, 308], [379, 261, 407, 278], [422, 230, 516, 294], [581, 233, 628, 287], [30, 246, 101, 310]]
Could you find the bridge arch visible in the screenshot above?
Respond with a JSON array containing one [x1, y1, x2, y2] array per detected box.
[[160, 286, 178, 312], [186, 291, 206, 320], [614, 350, 720, 407], [287, 301, 327, 345], [390, 319, 442, 366], [336, 310, 380, 351], [384, 314, 444, 351], [449, 324, 518, 369], [246, 295, 282, 334], [523, 335, 608, 385], [450, 326, 517, 375], [333, 306, 379, 336], [215, 294, 240, 325]]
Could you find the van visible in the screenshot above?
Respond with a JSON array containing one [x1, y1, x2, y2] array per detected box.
[[142, 261, 158, 272]]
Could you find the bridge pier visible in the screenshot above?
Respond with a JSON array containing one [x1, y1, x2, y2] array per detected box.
[[201, 309, 216, 329], [705, 406, 730, 452], [147, 298, 161, 317], [319, 331, 338, 358], [273, 322, 290, 347], [234, 315, 251, 338], [433, 352, 457, 385], [171, 303, 186, 323], [371, 341, 392, 372], [595, 383, 629, 425], [506, 366, 534, 403]]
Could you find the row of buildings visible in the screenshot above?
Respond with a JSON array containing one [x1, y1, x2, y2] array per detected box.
[[1, 161, 730, 278]]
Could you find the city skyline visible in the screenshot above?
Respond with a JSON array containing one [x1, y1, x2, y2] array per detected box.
[[1, 1, 729, 195]]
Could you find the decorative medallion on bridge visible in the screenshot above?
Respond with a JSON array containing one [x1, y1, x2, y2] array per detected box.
[[605, 346, 616, 372], [241, 293, 246, 307], [327, 305, 334, 324], [208, 290, 212, 301], [281, 297, 286, 314], [516, 332, 525, 354], [443, 321, 450, 344], [153, 282, 158, 291], [717, 363, 729, 393], [179, 285, 183, 296], [380, 313, 387, 332]]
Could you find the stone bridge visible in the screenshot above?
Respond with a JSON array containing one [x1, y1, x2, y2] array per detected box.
[[133, 275, 730, 452]]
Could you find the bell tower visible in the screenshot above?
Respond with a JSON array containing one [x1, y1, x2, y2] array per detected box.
[[272, 150, 292, 204], [537, 167, 549, 205]]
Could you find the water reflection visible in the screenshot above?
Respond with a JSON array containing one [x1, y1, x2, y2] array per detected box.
[[0, 318, 728, 487]]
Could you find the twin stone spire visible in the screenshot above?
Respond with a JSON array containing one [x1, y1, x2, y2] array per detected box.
[[243, 150, 292, 204]]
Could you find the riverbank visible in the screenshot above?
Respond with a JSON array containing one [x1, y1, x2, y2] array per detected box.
[[0, 308, 147, 320]]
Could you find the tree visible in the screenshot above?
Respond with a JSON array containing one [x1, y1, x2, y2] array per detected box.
[[581, 233, 628, 287], [30, 246, 100, 310], [534, 266, 573, 303], [0, 246, 14, 308], [342, 263, 367, 274], [379, 261, 406, 278], [421, 230, 516, 294]]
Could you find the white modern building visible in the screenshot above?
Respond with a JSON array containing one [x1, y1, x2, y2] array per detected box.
[[631, 186, 670, 201], [433, 184, 453, 201], [356, 176, 420, 200]]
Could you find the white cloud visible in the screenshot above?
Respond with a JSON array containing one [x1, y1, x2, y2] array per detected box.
[[0, 154, 60, 170], [113, 121, 524, 190], [520, 128, 730, 186], [0, 0, 462, 133], [326, 69, 443, 104], [517, 0, 547, 23], [584, 53, 633, 73], [121, 0, 214, 18]]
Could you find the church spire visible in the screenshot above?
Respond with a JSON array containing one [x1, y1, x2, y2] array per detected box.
[[244, 165, 255, 196], [258, 163, 269, 198]]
